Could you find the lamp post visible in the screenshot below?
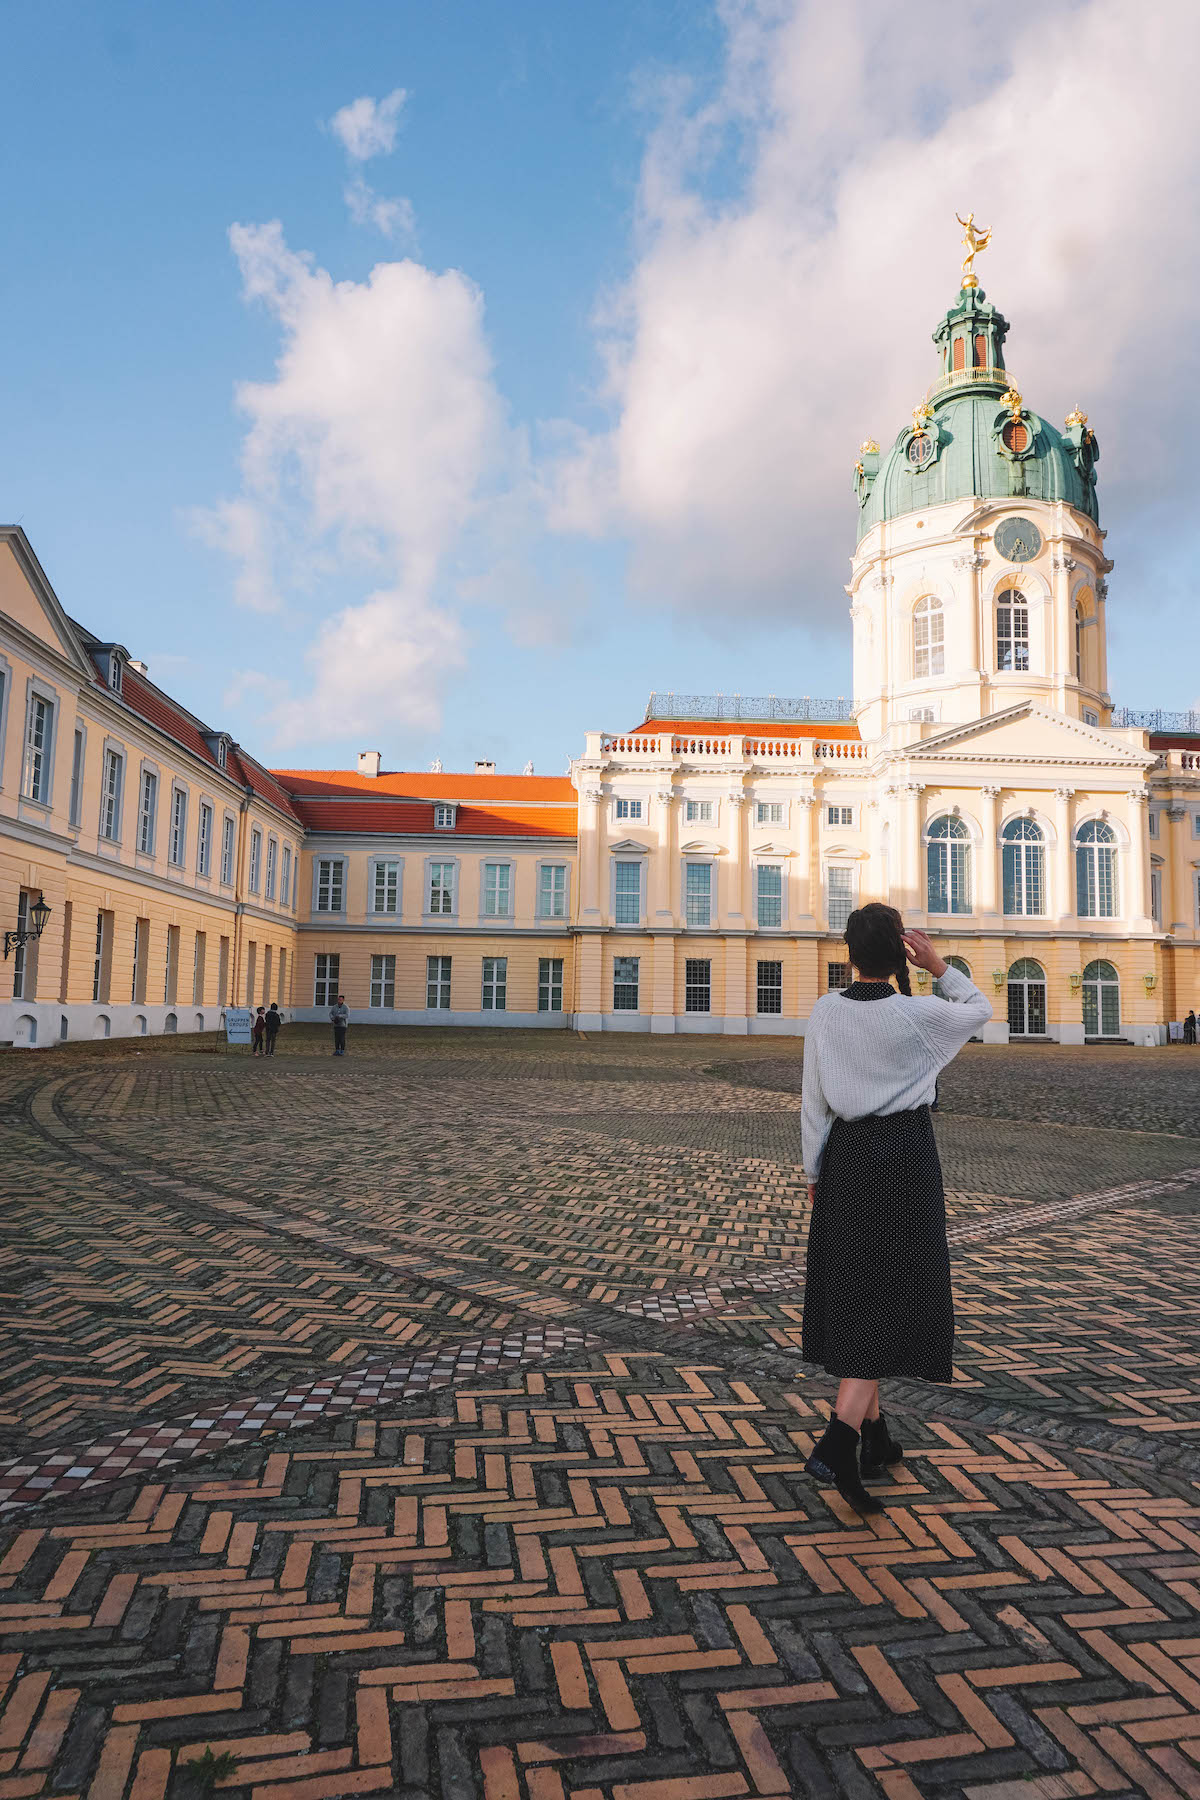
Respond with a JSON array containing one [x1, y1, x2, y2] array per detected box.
[[4, 892, 51, 960]]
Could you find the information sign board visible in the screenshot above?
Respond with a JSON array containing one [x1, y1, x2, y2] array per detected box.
[[224, 1007, 254, 1046]]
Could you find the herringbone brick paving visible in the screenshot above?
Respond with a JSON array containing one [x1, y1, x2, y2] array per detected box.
[[1, 1029, 1198, 1797]]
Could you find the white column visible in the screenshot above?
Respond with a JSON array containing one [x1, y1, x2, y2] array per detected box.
[[900, 782, 926, 917], [978, 785, 1001, 919], [794, 790, 817, 922], [1166, 805, 1190, 933], [1054, 787, 1075, 922], [724, 791, 747, 927], [1050, 551, 1077, 710], [651, 788, 675, 925], [1126, 787, 1152, 928], [580, 787, 604, 922]]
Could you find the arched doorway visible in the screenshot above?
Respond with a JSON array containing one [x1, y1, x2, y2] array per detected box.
[[1007, 958, 1046, 1037], [1082, 960, 1120, 1038], [933, 955, 971, 999]]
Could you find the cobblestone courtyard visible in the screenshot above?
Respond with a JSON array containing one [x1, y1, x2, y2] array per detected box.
[[1, 1029, 1199, 1800]]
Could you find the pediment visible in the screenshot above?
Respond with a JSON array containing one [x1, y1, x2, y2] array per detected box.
[[908, 702, 1153, 768], [752, 841, 793, 856], [0, 529, 96, 675], [609, 838, 650, 854], [680, 839, 725, 854]]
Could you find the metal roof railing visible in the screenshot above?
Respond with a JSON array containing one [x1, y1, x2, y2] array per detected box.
[[644, 692, 851, 724], [1112, 707, 1200, 735]]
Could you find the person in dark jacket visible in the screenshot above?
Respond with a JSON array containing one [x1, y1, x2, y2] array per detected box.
[[264, 1002, 282, 1056], [330, 995, 350, 1056], [251, 1006, 266, 1056], [1185, 1010, 1197, 1045]]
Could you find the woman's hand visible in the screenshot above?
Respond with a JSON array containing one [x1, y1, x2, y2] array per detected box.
[[902, 927, 948, 980], [807, 1182, 817, 1205]]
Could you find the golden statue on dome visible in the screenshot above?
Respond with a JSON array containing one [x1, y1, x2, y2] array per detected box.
[[956, 211, 991, 288]]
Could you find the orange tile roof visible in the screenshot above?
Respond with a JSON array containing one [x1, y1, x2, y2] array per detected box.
[[633, 717, 861, 741], [274, 769, 575, 802], [289, 795, 576, 839]]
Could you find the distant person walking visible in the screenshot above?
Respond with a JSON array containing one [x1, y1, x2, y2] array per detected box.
[[264, 1002, 282, 1057], [251, 1006, 266, 1056], [800, 903, 991, 1516], [330, 994, 350, 1057], [1185, 1009, 1197, 1045]]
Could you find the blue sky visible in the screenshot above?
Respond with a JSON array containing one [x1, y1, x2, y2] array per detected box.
[[2, 1, 1198, 774]]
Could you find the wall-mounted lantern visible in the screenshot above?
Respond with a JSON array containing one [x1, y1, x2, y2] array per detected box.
[[4, 892, 51, 961], [991, 969, 1006, 991]]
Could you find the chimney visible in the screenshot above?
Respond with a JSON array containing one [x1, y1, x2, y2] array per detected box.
[[357, 750, 382, 778], [474, 759, 496, 775], [128, 659, 149, 675]]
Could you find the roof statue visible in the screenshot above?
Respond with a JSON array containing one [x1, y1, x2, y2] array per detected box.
[[429, 757, 443, 773], [956, 211, 991, 289], [522, 760, 535, 775]]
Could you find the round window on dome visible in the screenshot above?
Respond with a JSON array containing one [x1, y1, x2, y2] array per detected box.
[[907, 431, 934, 469], [1002, 419, 1030, 454]]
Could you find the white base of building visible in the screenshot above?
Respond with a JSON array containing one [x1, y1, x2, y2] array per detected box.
[[291, 1007, 569, 1030], [1, 1001, 227, 1047]]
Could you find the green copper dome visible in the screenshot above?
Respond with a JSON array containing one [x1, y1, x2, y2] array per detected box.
[[854, 285, 1099, 543]]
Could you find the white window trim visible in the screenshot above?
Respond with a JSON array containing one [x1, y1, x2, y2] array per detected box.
[[680, 855, 717, 930], [1150, 857, 1164, 927], [535, 859, 570, 921], [370, 952, 397, 1009], [265, 833, 278, 901], [136, 761, 161, 858], [752, 799, 789, 828], [280, 843, 293, 909], [98, 738, 126, 843], [752, 857, 787, 931], [825, 860, 859, 931], [424, 855, 459, 921], [219, 812, 236, 886], [682, 797, 720, 826], [537, 955, 565, 1013], [196, 795, 216, 879], [312, 856, 347, 914], [610, 853, 647, 928], [611, 795, 648, 825], [20, 676, 60, 807], [368, 856, 403, 917], [313, 951, 341, 1007], [433, 803, 457, 830], [481, 955, 508, 1011], [426, 953, 453, 1009], [247, 826, 263, 894], [168, 782, 189, 869], [824, 803, 856, 829], [480, 858, 515, 921]]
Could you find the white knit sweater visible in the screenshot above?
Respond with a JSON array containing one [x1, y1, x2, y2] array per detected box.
[[801, 965, 993, 1179]]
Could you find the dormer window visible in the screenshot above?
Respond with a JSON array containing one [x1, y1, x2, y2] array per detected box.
[[108, 653, 123, 694], [434, 803, 456, 829], [216, 738, 228, 771]]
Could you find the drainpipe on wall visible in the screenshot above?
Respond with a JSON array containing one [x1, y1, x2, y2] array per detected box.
[[231, 787, 253, 1004]]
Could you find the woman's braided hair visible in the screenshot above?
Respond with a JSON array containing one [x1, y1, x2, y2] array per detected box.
[[844, 901, 912, 996]]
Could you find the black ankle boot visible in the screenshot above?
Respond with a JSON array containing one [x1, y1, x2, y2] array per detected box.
[[804, 1417, 884, 1515], [860, 1411, 904, 1479]]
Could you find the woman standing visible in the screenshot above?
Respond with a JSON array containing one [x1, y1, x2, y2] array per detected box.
[[800, 904, 992, 1515]]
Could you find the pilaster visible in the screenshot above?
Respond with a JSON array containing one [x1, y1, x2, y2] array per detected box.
[[978, 785, 1001, 919], [580, 787, 603, 922], [1053, 788, 1075, 923], [1127, 787, 1152, 930]]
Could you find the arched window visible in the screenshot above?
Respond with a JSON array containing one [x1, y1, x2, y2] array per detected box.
[[1007, 959, 1046, 1037], [1002, 818, 1045, 915], [927, 815, 972, 915], [1075, 603, 1085, 681], [952, 337, 965, 371], [913, 597, 945, 679], [973, 333, 988, 367], [1082, 959, 1120, 1037], [996, 587, 1030, 672], [1076, 819, 1118, 918], [933, 954, 971, 999]]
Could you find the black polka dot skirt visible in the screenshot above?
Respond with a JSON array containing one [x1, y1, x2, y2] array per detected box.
[[801, 1106, 954, 1384]]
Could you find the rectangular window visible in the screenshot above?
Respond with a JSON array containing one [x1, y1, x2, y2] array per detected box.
[[685, 862, 712, 927], [281, 844, 292, 906], [197, 802, 213, 876], [370, 953, 396, 1008], [538, 957, 563, 1013], [1148, 811, 1159, 839], [138, 770, 158, 855], [315, 858, 344, 913], [996, 598, 1030, 672], [372, 859, 400, 914], [684, 799, 713, 823], [248, 828, 262, 892], [265, 837, 277, 900], [755, 801, 784, 825], [613, 955, 639, 1012], [169, 787, 188, 867], [11, 893, 31, 1000], [827, 961, 852, 991], [193, 932, 207, 1005], [314, 952, 340, 1007], [1151, 866, 1162, 927], [100, 748, 123, 840], [164, 924, 180, 1005], [277, 946, 287, 1003], [220, 815, 235, 884], [684, 958, 711, 1013], [756, 960, 783, 1015], [244, 942, 256, 1007], [428, 861, 455, 915], [827, 805, 853, 827], [22, 694, 53, 802], [434, 803, 456, 829], [538, 863, 567, 918], [69, 728, 85, 826], [827, 867, 855, 932], [131, 916, 149, 1003], [482, 862, 512, 917], [614, 861, 641, 925], [426, 954, 452, 1009], [1193, 814, 1200, 840], [482, 956, 507, 1010], [756, 863, 783, 928], [218, 935, 230, 1005], [92, 909, 112, 1003], [615, 798, 642, 820]]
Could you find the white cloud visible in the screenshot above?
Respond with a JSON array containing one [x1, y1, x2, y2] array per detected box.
[[329, 88, 408, 161], [189, 496, 279, 613], [344, 176, 415, 240], [554, 0, 1200, 622], [204, 219, 506, 744]]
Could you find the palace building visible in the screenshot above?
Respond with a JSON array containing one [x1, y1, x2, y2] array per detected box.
[[2, 266, 1199, 1047]]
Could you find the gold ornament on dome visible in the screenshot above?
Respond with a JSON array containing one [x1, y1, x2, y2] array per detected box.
[[1065, 405, 1088, 429], [1001, 386, 1024, 421], [911, 401, 933, 431], [955, 210, 992, 288], [860, 437, 880, 455]]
